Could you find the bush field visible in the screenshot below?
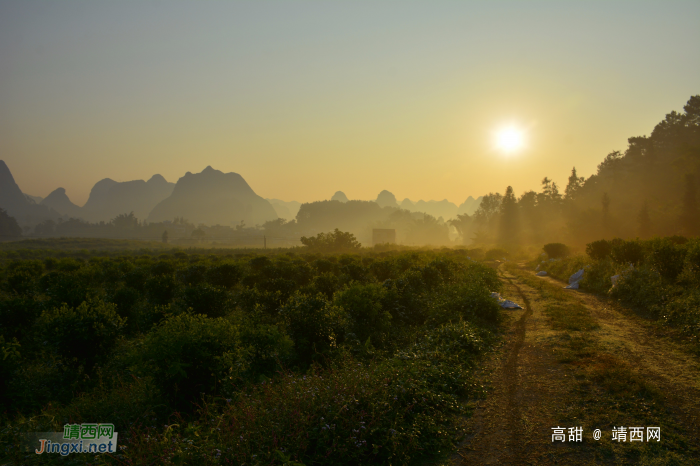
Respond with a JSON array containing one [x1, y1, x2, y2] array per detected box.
[[0, 248, 501, 465], [536, 237, 700, 349]]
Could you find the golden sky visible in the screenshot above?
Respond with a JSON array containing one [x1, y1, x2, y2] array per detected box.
[[1, 1, 699, 207]]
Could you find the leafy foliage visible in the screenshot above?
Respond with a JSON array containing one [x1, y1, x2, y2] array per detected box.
[[36, 299, 126, 367], [538, 235, 700, 349], [300, 228, 362, 252], [586, 239, 612, 260], [543, 242, 570, 259], [0, 248, 501, 465]]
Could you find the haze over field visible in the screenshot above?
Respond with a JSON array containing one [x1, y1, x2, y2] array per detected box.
[[1, 1, 699, 207]]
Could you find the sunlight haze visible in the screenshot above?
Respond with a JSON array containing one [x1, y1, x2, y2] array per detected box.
[[1, 1, 698, 206]]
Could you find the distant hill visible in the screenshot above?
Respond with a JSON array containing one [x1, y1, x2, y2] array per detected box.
[[375, 190, 399, 208], [0, 160, 59, 226], [398, 198, 413, 211], [376, 190, 463, 220], [40, 188, 83, 219], [267, 199, 301, 221], [82, 174, 174, 222], [147, 166, 277, 226], [331, 191, 349, 203], [458, 196, 483, 216], [25, 194, 43, 204]]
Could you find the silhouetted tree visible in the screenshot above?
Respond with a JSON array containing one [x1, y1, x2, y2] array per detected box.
[[564, 167, 585, 200], [499, 186, 519, 244], [680, 174, 699, 235], [0, 208, 22, 238], [406, 214, 450, 245], [112, 212, 138, 229], [300, 228, 361, 252], [448, 213, 472, 245], [638, 201, 651, 238], [162, 230, 169, 243], [34, 219, 56, 236], [602, 192, 610, 228], [473, 193, 502, 228]]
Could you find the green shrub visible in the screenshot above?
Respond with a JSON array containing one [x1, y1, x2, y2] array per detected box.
[[150, 260, 175, 276], [543, 243, 569, 259], [206, 263, 242, 288], [145, 274, 176, 305], [334, 282, 391, 346], [579, 257, 617, 293], [57, 375, 160, 432], [648, 238, 687, 281], [137, 313, 250, 408], [428, 282, 500, 326], [39, 271, 90, 308], [177, 264, 207, 285], [610, 267, 670, 318], [5, 260, 44, 296], [586, 239, 612, 261], [280, 292, 348, 365], [0, 335, 21, 404], [239, 322, 294, 377], [123, 267, 147, 291], [36, 299, 126, 367], [6, 354, 84, 413], [610, 238, 644, 265], [110, 286, 141, 321], [0, 297, 43, 342], [369, 260, 395, 282], [306, 272, 339, 300], [683, 240, 700, 278], [182, 283, 228, 317]]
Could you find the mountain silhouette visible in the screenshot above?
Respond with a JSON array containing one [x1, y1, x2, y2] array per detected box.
[[331, 191, 349, 203], [375, 190, 399, 208], [25, 194, 43, 204], [147, 166, 278, 226], [82, 174, 174, 222], [0, 160, 59, 225], [400, 198, 415, 210], [267, 199, 301, 221], [458, 196, 483, 216], [40, 188, 83, 219], [414, 199, 458, 219]]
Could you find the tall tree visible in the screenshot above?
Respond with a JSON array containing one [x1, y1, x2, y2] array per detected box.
[[0, 208, 22, 238], [499, 186, 519, 245], [638, 201, 651, 238], [680, 174, 699, 235], [564, 167, 585, 200], [601, 192, 610, 228], [473, 193, 502, 228], [448, 213, 472, 245]]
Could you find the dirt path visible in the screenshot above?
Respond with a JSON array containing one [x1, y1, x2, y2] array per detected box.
[[452, 268, 578, 465], [451, 265, 700, 465]]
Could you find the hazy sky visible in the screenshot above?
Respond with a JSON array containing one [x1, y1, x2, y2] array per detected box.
[[2, 1, 699, 206]]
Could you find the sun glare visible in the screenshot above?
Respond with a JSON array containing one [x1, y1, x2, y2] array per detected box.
[[496, 127, 524, 153]]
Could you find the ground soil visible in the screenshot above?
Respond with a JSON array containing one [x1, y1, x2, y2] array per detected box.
[[450, 264, 700, 465]]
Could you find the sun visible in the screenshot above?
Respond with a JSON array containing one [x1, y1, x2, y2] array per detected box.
[[495, 127, 524, 153]]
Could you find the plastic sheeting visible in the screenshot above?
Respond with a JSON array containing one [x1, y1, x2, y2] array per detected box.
[[490, 292, 523, 309], [610, 274, 620, 287], [565, 268, 585, 289]]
